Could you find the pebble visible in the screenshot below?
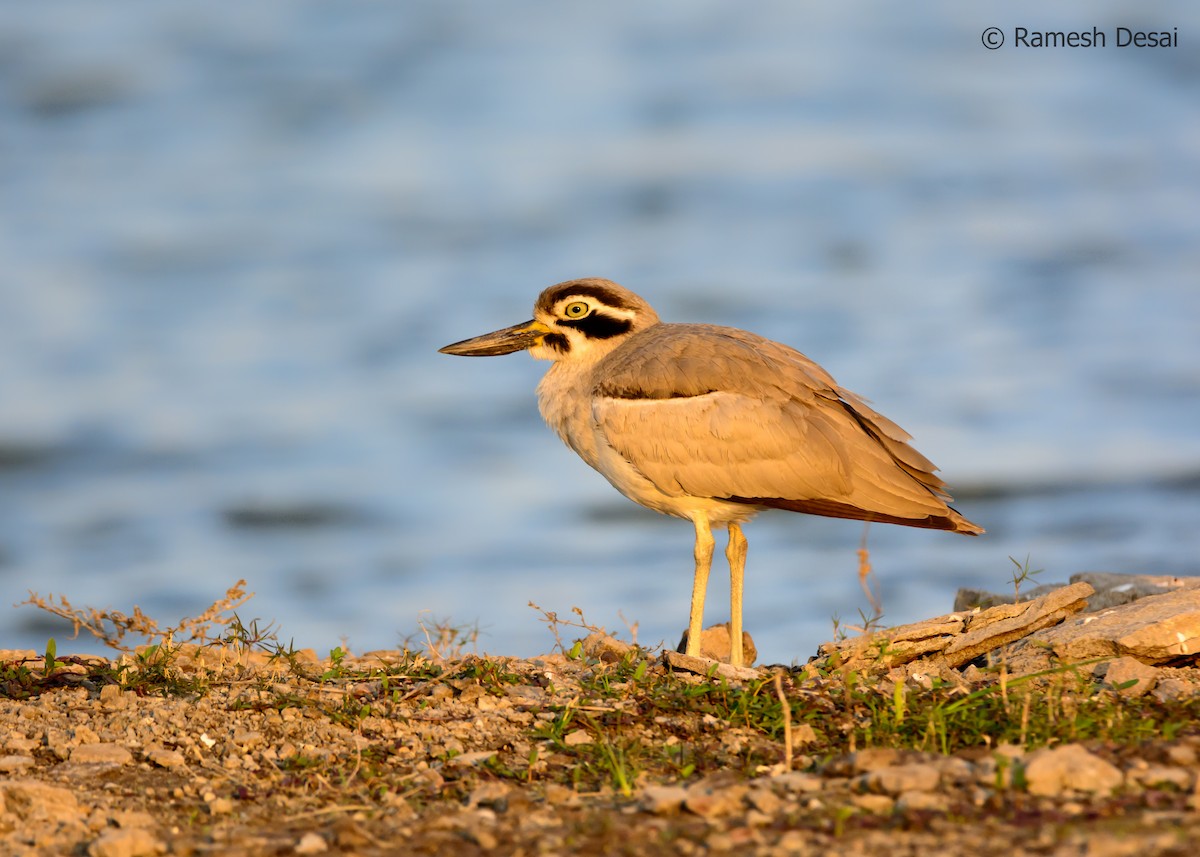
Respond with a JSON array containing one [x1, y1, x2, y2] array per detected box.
[[896, 790, 950, 812], [1101, 657, 1159, 697], [770, 772, 824, 793], [684, 783, 748, 817], [862, 763, 941, 795], [0, 755, 36, 773], [87, 828, 163, 857], [294, 831, 328, 854], [1025, 745, 1124, 797], [850, 793, 895, 814], [639, 785, 688, 814], [144, 747, 186, 769], [71, 743, 134, 765], [0, 779, 83, 823]]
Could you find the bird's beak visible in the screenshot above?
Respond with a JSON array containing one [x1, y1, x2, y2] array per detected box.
[[438, 319, 550, 356]]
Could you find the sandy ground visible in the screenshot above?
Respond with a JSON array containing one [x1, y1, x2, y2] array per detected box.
[[3, 633, 1200, 857]]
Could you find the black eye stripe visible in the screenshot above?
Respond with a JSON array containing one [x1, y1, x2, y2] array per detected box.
[[558, 313, 632, 339]]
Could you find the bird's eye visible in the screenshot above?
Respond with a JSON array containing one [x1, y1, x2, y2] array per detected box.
[[563, 301, 589, 318]]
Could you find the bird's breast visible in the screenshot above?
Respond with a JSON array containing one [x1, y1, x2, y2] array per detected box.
[[535, 361, 603, 470]]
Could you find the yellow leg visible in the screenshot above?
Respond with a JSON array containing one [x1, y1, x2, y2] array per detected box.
[[726, 523, 748, 667], [686, 514, 714, 658]]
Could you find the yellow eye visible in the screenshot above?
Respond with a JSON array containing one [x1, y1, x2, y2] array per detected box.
[[563, 301, 589, 318]]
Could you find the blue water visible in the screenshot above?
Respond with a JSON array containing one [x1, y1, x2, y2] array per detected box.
[[2, 1, 1198, 664]]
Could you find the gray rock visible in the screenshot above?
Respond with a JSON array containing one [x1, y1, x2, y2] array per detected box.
[[1072, 571, 1200, 610], [956, 572, 1200, 615]]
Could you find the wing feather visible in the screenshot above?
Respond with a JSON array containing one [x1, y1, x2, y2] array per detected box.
[[590, 323, 972, 528]]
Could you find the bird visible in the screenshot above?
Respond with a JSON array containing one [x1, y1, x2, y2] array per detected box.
[[439, 278, 982, 668]]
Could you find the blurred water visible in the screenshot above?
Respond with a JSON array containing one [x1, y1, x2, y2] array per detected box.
[[1, 1, 1198, 664]]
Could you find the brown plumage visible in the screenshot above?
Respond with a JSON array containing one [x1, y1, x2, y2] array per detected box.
[[440, 278, 982, 667]]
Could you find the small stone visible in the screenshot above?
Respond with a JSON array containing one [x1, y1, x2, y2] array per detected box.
[[851, 748, 900, 772], [640, 785, 688, 814], [331, 818, 373, 848], [110, 811, 156, 830], [563, 729, 592, 746], [776, 830, 811, 854], [98, 684, 127, 709], [145, 747, 186, 769], [896, 790, 949, 812], [684, 783, 747, 817], [88, 828, 162, 857], [0, 755, 36, 773], [6, 735, 38, 752], [1130, 766, 1192, 790], [232, 731, 263, 750], [466, 781, 510, 810], [72, 743, 134, 765], [677, 622, 757, 666], [1024, 744, 1123, 797], [540, 783, 577, 807], [207, 797, 235, 815], [294, 831, 328, 854], [1152, 678, 1193, 702], [1101, 657, 1159, 696], [1168, 744, 1198, 766], [580, 632, 634, 663], [745, 786, 783, 814], [0, 780, 82, 823], [446, 750, 497, 766], [863, 763, 940, 795], [850, 793, 894, 814], [770, 771, 823, 793]]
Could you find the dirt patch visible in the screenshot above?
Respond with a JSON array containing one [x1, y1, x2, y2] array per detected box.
[[4, 575, 1200, 855]]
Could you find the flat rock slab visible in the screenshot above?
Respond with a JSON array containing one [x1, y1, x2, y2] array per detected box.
[[820, 582, 1094, 671], [662, 650, 760, 682], [1009, 587, 1200, 665]]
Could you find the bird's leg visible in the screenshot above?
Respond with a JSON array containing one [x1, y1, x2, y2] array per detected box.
[[726, 522, 748, 667], [686, 514, 715, 659]]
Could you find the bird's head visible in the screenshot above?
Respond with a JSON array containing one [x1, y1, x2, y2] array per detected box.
[[439, 278, 660, 363]]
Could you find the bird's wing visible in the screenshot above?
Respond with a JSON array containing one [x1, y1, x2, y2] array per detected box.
[[591, 324, 958, 524]]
